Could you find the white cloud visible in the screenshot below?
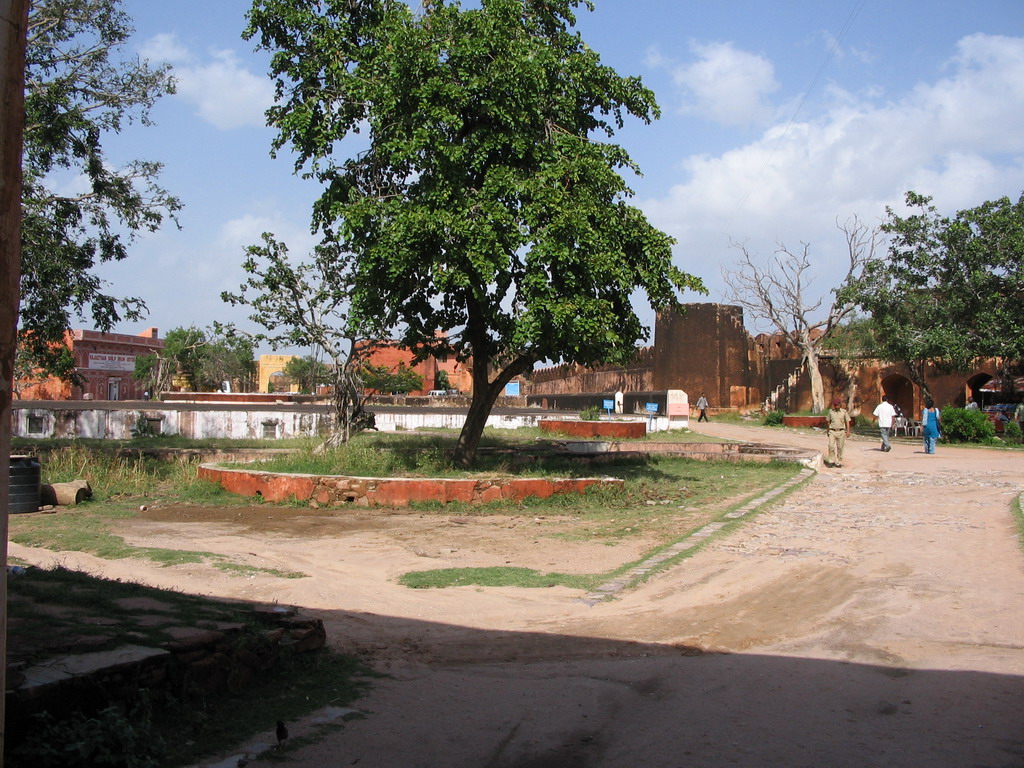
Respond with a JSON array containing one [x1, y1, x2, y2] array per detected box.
[[213, 213, 318, 275], [140, 33, 274, 130], [139, 32, 190, 64], [643, 33, 1024, 308], [660, 41, 780, 126], [819, 30, 875, 66]]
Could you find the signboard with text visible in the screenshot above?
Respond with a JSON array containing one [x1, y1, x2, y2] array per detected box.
[[88, 353, 135, 372]]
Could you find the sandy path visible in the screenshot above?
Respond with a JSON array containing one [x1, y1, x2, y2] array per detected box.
[[13, 424, 1024, 767]]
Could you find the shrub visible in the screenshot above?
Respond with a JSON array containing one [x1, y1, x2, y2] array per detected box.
[[762, 409, 785, 426], [579, 405, 603, 421], [940, 406, 996, 444], [10, 703, 162, 768], [130, 413, 158, 440], [1003, 419, 1022, 444]]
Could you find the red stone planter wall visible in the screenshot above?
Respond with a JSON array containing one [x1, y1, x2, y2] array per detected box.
[[199, 464, 623, 507], [782, 416, 827, 429], [539, 420, 646, 439]]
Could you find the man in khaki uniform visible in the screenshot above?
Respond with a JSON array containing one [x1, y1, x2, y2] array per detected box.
[[825, 396, 852, 467]]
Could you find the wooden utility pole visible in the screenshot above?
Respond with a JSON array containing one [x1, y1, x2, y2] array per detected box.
[[0, 0, 29, 761]]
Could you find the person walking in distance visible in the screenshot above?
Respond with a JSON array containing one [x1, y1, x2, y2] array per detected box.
[[921, 397, 941, 454], [873, 395, 896, 452], [696, 393, 709, 422], [825, 396, 852, 467]]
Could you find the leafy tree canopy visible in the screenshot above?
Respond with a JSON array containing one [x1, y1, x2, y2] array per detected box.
[[133, 326, 256, 395], [245, 0, 705, 463], [21, 0, 181, 377], [434, 369, 451, 392], [362, 362, 424, 394], [839, 191, 1024, 390], [221, 234, 384, 442], [284, 354, 331, 394]]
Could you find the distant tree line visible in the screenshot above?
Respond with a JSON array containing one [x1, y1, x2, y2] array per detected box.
[[132, 326, 256, 395], [727, 189, 1024, 405]]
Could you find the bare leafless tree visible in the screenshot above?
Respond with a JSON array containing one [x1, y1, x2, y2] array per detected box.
[[724, 217, 881, 413]]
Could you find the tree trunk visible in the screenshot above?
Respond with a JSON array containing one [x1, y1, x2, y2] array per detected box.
[[453, 353, 534, 466], [454, 385, 501, 466], [0, 1, 29, 759], [804, 346, 825, 413], [904, 359, 932, 403]]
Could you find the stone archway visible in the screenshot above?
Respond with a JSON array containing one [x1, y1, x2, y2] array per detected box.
[[965, 372, 995, 408], [881, 373, 915, 417], [268, 370, 290, 394]]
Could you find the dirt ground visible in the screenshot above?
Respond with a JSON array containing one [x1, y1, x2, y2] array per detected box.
[[10, 423, 1024, 768]]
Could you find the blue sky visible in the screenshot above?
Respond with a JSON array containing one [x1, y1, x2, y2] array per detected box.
[[89, 0, 1024, 352]]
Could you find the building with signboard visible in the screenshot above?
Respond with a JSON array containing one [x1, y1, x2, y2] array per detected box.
[[17, 328, 163, 401], [256, 336, 474, 395]]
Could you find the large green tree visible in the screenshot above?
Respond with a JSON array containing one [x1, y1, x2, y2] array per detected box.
[[284, 354, 331, 394], [362, 362, 424, 395], [839, 191, 1024, 395], [133, 326, 256, 395], [20, 0, 181, 378], [245, 0, 704, 464]]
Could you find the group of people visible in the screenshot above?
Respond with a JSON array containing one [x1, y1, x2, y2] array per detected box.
[[694, 390, 1008, 468], [824, 395, 942, 467]]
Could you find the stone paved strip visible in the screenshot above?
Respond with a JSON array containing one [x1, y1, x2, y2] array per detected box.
[[578, 468, 814, 605]]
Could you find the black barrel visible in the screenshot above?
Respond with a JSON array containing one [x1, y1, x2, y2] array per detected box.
[[9, 456, 41, 514]]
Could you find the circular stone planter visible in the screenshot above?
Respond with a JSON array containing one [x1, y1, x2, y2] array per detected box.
[[782, 415, 827, 429], [539, 420, 646, 439], [198, 463, 623, 508]]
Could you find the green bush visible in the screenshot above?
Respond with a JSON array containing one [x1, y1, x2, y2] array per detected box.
[[940, 406, 997, 444], [762, 409, 785, 426], [1003, 419, 1022, 444], [129, 413, 158, 440], [10, 703, 162, 768], [579, 405, 603, 421]]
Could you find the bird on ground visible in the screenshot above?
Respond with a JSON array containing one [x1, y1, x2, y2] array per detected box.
[[276, 720, 289, 749]]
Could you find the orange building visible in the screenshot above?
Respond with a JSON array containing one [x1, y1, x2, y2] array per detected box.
[[361, 339, 472, 395], [17, 328, 163, 401]]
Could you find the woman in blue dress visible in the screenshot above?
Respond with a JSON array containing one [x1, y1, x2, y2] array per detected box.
[[921, 397, 941, 454]]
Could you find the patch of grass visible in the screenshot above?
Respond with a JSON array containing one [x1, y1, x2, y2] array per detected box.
[[10, 506, 210, 563], [398, 459, 806, 588], [28, 444, 234, 502], [7, 566, 262, 661], [227, 426, 742, 479], [7, 445, 304, 574], [9, 502, 308, 578], [399, 566, 597, 590], [1013, 493, 1024, 554], [213, 562, 307, 579]]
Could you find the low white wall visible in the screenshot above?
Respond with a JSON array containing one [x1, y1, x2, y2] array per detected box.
[[12, 406, 549, 440]]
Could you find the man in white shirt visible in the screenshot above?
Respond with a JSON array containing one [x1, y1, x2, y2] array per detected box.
[[696, 393, 709, 422], [873, 395, 897, 452]]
